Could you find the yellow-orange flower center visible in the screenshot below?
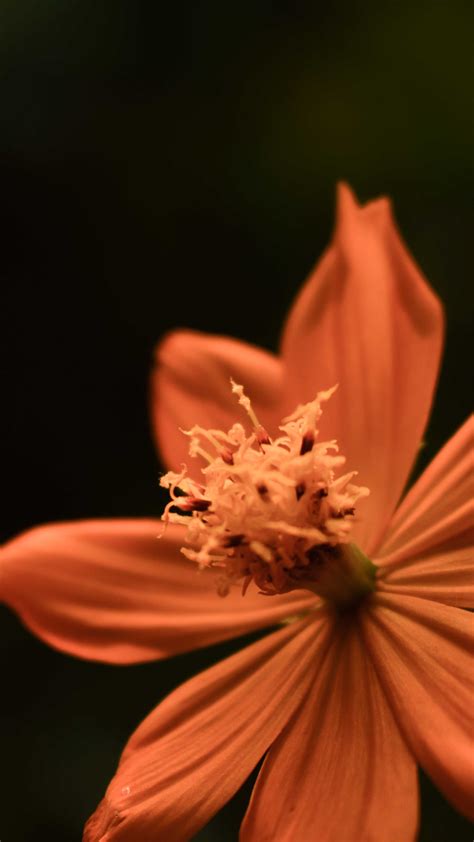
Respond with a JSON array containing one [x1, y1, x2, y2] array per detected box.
[[161, 382, 376, 606]]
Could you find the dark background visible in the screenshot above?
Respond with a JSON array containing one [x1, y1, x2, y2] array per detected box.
[[2, 1, 473, 840]]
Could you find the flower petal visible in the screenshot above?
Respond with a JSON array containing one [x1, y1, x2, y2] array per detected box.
[[377, 544, 474, 609], [281, 184, 444, 553], [362, 592, 474, 820], [241, 618, 418, 842], [377, 417, 474, 607], [380, 416, 473, 553], [151, 330, 284, 472], [84, 612, 333, 842], [1, 519, 316, 664]]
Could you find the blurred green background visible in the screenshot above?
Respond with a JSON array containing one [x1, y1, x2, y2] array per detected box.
[[2, 1, 473, 840]]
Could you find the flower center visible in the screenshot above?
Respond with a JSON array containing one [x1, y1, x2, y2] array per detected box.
[[160, 382, 376, 608]]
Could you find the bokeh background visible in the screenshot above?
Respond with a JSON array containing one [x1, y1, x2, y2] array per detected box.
[[2, 1, 473, 840]]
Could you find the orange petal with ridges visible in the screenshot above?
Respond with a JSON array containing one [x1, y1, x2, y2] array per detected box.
[[362, 592, 474, 820], [1, 519, 316, 663], [380, 415, 473, 553], [377, 543, 474, 608], [281, 183, 444, 554], [377, 417, 474, 607], [241, 619, 418, 842], [84, 613, 333, 842]]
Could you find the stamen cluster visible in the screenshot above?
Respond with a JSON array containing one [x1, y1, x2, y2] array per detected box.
[[160, 382, 369, 597]]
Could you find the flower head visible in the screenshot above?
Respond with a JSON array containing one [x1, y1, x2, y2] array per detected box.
[[161, 382, 373, 603], [1, 184, 472, 842]]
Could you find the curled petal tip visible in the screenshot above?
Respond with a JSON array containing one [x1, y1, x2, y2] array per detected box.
[[336, 181, 359, 216], [363, 194, 392, 216], [336, 182, 392, 226]]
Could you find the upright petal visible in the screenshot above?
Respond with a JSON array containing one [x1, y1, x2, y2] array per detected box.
[[151, 330, 284, 471], [84, 612, 333, 842], [377, 417, 474, 608], [363, 593, 474, 820], [1, 520, 316, 663], [241, 618, 418, 842], [282, 184, 444, 552]]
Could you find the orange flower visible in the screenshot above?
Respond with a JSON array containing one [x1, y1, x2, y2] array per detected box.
[[2, 185, 473, 841]]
